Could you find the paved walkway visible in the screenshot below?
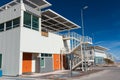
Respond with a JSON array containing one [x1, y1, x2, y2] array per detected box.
[[22, 70, 70, 77], [0, 69, 102, 80], [1, 66, 120, 80]]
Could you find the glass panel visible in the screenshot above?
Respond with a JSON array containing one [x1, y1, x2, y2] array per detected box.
[[32, 15, 39, 31], [6, 21, 12, 30], [0, 23, 4, 32], [0, 54, 2, 68], [48, 54, 52, 57], [13, 17, 20, 28], [45, 54, 48, 57], [41, 53, 44, 57], [24, 12, 31, 28], [40, 58, 44, 68], [41, 53, 52, 57]]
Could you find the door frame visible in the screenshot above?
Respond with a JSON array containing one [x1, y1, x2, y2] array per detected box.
[[53, 54, 61, 71], [22, 53, 32, 73]]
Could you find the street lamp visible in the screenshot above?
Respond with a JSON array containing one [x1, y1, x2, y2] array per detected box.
[[81, 6, 88, 72]]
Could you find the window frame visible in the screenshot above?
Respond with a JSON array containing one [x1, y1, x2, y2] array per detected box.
[[40, 57, 45, 68]]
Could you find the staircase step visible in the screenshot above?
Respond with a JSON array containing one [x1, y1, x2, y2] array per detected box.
[[72, 61, 82, 70]]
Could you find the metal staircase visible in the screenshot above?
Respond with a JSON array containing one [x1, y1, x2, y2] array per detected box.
[[61, 32, 92, 70], [72, 55, 82, 70]]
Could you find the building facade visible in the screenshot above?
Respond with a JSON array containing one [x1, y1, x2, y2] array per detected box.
[[93, 46, 108, 65], [0, 0, 93, 76], [84, 45, 115, 66]]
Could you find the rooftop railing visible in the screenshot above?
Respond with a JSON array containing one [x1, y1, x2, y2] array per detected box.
[[83, 36, 92, 44], [58, 32, 92, 44], [56, 32, 92, 52]]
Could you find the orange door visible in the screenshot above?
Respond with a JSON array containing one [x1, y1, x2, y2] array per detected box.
[[22, 53, 32, 73], [53, 54, 61, 70]]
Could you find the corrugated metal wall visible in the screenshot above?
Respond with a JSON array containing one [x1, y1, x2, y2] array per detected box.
[[40, 58, 53, 73]]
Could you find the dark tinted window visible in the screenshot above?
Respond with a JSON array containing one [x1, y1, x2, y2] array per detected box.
[[24, 12, 31, 28], [6, 21, 12, 30], [32, 15, 39, 31], [13, 17, 20, 28], [0, 54, 2, 68], [0, 23, 4, 32]]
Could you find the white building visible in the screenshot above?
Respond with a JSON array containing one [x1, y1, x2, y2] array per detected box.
[[93, 46, 108, 64], [0, 0, 92, 76]]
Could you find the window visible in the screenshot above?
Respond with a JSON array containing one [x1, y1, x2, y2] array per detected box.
[[90, 51, 92, 55], [24, 11, 39, 31], [13, 17, 20, 28], [6, 21, 12, 30], [0, 54, 2, 68], [32, 15, 39, 31], [89, 56, 93, 60], [0, 23, 4, 32], [0, 18, 20, 32], [45, 54, 48, 57], [41, 53, 52, 57], [24, 12, 31, 28], [41, 53, 44, 57], [40, 58, 45, 68], [48, 54, 52, 57]]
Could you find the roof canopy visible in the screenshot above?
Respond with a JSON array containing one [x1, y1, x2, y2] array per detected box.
[[94, 46, 108, 51], [0, 0, 51, 12], [41, 9, 80, 32], [20, 0, 51, 9]]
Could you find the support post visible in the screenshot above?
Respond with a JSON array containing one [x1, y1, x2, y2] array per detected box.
[[81, 6, 88, 72]]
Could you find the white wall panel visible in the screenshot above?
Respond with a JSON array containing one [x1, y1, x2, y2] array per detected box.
[[95, 52, 107, 58], [20, 27, 64, 54], [0, 28, 20, 76]]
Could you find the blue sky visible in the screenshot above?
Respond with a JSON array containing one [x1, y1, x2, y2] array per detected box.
[[1, 0, 120, 60], [46, 0, 120, 60]]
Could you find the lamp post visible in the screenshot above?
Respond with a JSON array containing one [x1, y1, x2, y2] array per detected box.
[[81, 6, 88, 72]]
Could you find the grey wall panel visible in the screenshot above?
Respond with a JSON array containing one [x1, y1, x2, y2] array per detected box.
[[40, 58, 53, 73], [0, 4, 21, 24]]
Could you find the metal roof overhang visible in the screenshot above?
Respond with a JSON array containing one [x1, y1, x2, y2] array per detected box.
[[41, 9, 80, 32], [0, 0, 51, 12], [94, 46, 108, 51], [21, 0, 51, 9]]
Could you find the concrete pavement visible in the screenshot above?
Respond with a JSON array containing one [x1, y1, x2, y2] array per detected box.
[[1, 66, 120, 80], [71, 66, 120, 80], [0, 69, 103, 80]]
